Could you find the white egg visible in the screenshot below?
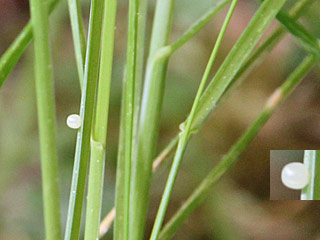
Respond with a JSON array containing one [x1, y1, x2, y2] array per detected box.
[[281, 162, 309, 190], [66, 114, 81, 129]]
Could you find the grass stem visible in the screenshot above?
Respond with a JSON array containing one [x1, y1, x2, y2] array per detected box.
[[64, 0, 105, 239], [29, 0, 61, 239], [83, 0, 118, 239]]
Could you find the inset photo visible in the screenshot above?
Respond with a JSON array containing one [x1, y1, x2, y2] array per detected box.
[[270, 150, 320, 200]]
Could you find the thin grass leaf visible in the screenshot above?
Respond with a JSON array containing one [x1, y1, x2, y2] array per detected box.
[[150, 1, 239, 239], [64, 0, 105, 239], [301, 150, 320, 200], [129, 0, 176, 238], [0, 0, 60, 88], [67, 0, 86, 88], [29, 0, 61, 239], [159, 55, 316, 240], [83, 0, 117, 239]]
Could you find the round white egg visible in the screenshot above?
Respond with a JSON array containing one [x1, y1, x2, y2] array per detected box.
[[281, 162, 309, 190], [66, 114, 81, 129]]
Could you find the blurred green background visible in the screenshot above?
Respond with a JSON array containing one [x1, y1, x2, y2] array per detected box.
[[1, 0, 320, 239]]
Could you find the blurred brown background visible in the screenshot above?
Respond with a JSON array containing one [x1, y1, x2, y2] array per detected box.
[[1, 0, 320, 239]]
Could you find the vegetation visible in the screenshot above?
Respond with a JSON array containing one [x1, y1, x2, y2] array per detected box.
[[0, 0, 319, 239]]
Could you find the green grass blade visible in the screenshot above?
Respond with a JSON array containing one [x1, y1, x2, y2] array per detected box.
[[123, 0, 139, 238], [301, 150, 320, 200], [159, 55, 315, 240], [0, 0, 60, 89], [67, 0, 87, 88], [114, 0, 148, 239], [129, 0, 175, 239], [114, 70, 127, 239], [169, 0, 231, 53], [275, 9, 320, 58], [191, 0, 288, 133], [29, 0, 61, 239], [149, 1, 239, 239], [64, 0, 105, 239], [219, 0, 316, 105], [84, 0, 117, 239], [132, 0, 148, 146]]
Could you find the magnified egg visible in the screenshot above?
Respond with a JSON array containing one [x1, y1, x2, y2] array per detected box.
[[281, 162, 309, 190], [66, 114, 81, 129]]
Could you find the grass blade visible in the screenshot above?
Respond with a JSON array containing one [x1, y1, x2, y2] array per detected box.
[[275, 9, 320, 58], [67, 0, 87, 88], [149, 1, 239, 239], [191, 0, 288, 133], [159, 55, 316, 240], [114, 0, 141, 239], [114, 0, 148, 239], [0, 0, 60, 88], [301, 150, 320, 200], [64, 0, 105, 239], [29, 0, 61, 239], [114, 70, 127, 239], [129, 0, 176, 238], [83, 0, 117, 239]]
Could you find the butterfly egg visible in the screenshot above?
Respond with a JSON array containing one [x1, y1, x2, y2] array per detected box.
[[66, 114, 81, 129], [281, 162, 309, 190]]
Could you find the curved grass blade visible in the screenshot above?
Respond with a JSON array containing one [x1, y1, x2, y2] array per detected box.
[[83, 0, 117, 239], [0, 0, 60, 88], [64, 0, 105, 239], [67, 0, 86, 88], [159, 55, 315, 240], [29, 0, 61, 238], [149, 1, 239, 239], [301, 150, 320, 200]]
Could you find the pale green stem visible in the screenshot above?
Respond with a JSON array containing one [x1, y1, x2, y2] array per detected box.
[[114, 0, 148, 239], [301, 150, 320, 200], [29, 0, 61, 239], [118, 0, 140, 239], [84, 0, 117, 239]]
